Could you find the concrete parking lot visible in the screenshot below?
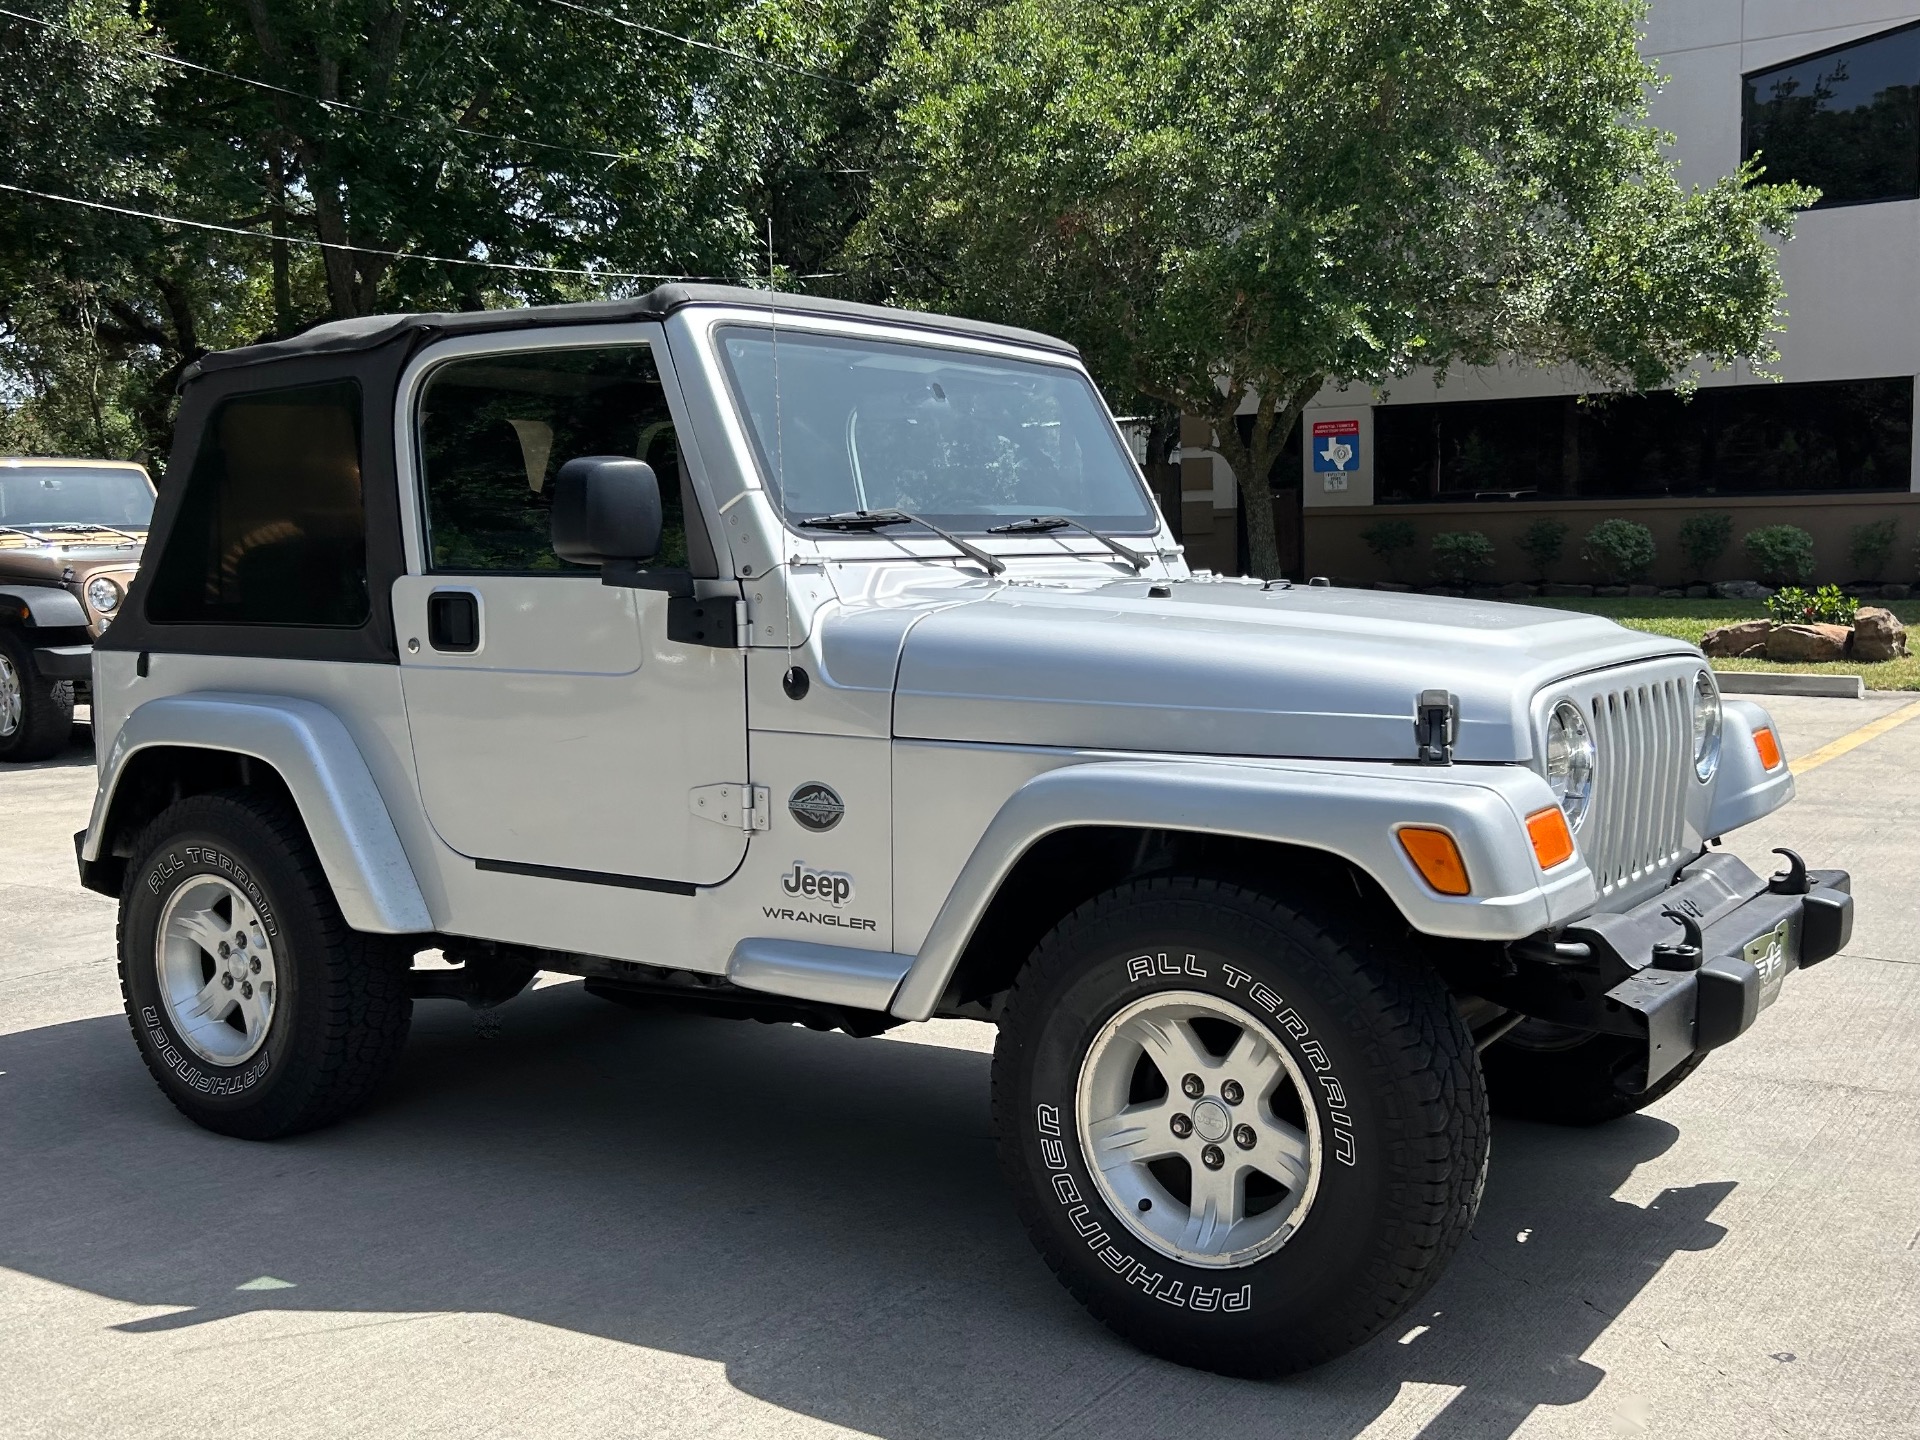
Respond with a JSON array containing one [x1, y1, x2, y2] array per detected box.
[[3, 696, 1917, 1440]]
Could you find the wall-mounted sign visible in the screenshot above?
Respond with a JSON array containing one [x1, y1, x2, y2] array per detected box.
[[1312, 418, 1361, 473]]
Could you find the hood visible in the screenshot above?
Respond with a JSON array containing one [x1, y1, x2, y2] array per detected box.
[[885, 577, 1692, 763]]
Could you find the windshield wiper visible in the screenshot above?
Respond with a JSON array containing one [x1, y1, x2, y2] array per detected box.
[[798, 508, 1006, 577], [988, 515, 1150, 572], [37, 522, 144, 544]]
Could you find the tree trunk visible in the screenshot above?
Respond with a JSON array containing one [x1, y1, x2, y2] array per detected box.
[[1205, 379, 1319, 580]]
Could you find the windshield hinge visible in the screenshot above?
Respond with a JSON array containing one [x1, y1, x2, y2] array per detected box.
[[690, 783, 771, 832], [1414, 689, 1459, 765]]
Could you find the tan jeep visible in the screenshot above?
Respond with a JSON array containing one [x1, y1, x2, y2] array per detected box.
[[0, 456, 153, 760]]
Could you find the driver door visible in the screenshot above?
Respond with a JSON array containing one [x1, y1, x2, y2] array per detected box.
[[395, 334, 747, 887]]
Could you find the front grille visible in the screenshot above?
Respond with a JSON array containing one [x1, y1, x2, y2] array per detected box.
[[1583, 673, 1693, 900]]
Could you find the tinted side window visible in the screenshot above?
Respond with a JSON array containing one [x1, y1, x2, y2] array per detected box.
[[1744, 22, 1920, 207], [418, 345, 687, 572], [147, 381, 369, 626]]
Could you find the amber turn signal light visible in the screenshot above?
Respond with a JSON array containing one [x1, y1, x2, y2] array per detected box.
[[1398, 826, 1471, 896], [1525, 805, 1577, 870], [1753, 726, 1783, 771]]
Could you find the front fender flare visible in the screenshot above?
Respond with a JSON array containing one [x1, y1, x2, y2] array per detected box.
[[0, 583, 87, 628], [84, 692, 432, 934], [889, 757, 1597, 1021]]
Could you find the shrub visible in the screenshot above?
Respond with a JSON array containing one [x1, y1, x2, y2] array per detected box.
[[1360, 518, 1418, 579], [1848, 518, 1898, 580], [1743, 524, 1816, 587], [1582, 519, 1656, 584], [1677, 512, 1733, 581], [1767, 584, 1858, 627], [1431, 530, 1496, 584], [1517, 519, 1568, 581]]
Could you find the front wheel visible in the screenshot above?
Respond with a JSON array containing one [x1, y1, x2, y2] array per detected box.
[[118, 791, 414, 1139], [993, 877, 1487, 1377], [0, 630, 75, 762]]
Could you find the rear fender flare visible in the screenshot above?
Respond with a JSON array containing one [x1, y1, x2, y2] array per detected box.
[[84, 692, 432, 934], [888, 757, 1596, 1020]]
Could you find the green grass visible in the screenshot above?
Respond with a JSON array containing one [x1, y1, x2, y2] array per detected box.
[[1521, 598, 1920, 691]]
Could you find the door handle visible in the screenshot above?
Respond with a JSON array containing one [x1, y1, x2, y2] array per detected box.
[[427, 590, 480, 652]]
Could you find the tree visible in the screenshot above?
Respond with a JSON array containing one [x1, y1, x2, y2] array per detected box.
[[855, 0, 1816, 576]]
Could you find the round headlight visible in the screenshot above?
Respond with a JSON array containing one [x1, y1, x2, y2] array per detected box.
[[85, 575, 122, 614], [1693, 669, 1722, 782], [1545, 700, 1596, 830]]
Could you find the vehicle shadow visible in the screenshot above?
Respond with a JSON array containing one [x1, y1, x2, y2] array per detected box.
[[0, 984, 1731, 1439]]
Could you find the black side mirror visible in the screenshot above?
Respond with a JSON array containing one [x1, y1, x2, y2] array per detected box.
[[551, 456, 662, 565]]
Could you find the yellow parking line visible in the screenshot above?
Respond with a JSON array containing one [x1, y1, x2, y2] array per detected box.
[[1792, 697, 1920, 775]]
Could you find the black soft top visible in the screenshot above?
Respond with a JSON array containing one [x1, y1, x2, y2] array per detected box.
[[184, 284, 1078, 383]]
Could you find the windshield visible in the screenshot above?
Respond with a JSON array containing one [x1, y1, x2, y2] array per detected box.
[[0, 466, 154, 530], [716, 326, 1157, 534]]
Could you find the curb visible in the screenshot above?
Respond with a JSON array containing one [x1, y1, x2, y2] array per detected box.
[[1713, 672, 1866, 699]]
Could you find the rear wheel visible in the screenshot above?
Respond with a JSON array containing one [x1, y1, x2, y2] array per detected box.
[[118, 790, 414, 1139], [0, 630, 75, 762], [1482, 1019, 1706, 1126], [993, 876, 1486, 1377]]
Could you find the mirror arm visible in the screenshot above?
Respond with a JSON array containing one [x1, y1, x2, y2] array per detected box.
[[600, 561, 694, 597]]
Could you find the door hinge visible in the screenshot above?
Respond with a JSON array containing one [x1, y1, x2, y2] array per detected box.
[[689, 783, 770, 832]]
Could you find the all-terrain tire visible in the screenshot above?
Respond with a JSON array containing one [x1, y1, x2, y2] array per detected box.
[[118, 790, 414, 1139], [0, 629, 75, 762], [993, 876, 1487, 1377], [1481, 1022, 1707, 1126]]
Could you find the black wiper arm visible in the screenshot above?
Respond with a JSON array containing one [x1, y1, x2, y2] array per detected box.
[[801, 508, 1004, 576], [989, 515, 1149, 572]]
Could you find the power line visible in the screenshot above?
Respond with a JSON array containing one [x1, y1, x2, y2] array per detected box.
[[0, 5, 632, 163], [545, 0, 856, 88], [0, 181, 725, 281]]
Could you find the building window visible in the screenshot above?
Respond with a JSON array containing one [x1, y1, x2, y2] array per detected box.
[[1743, 21, 1920, 208], [1374, 378, 1914, 504], [146, 380, 370, 626]]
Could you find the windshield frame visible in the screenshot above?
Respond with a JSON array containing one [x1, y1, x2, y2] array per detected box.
[[0, 463, 156, 532], [708, 320, 1160, 539]]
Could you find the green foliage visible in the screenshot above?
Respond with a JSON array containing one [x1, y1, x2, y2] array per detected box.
[[1848, 518, 1898, 580], [1431, 530, 1496, 585], [1360, 518, 1418, 573], [1678, 512, 1733, 580], [1517, 519, 1569, 581], [1767, 585, 1858, 627], [1743, 524, 1816, 586], [1583, 519, 1656, 584], [858, 0, 1814, 576]]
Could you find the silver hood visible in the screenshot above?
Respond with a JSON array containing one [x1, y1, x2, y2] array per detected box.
[[882, 578, 1694, 763]]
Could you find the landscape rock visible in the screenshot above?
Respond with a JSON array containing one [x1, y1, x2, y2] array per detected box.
[[1596, 585, 1630, 598], [1685, 584, 1712, 599], [1541, 583, 1595, 597], [1627, 584, 1661, 598], [1498, 582, 1538, 598], [1700, 620, 1771, 659], [1767, 623, 1850, 663], [1714, 580, 1775, 601], [1853, 607, 1909, 663], [1658, 588, 1685, 599], [1882, 583, 1911, 600]]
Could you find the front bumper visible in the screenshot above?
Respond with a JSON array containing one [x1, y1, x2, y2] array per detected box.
[[32, 643, 91, 682], [1488, 851, 1852, 1090]]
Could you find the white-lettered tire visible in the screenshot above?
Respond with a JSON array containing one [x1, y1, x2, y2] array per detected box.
[[118, 791, 414, 1139], [993, 876, 1486, 1377]]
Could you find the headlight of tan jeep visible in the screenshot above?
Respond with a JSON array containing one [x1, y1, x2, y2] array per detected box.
[[1545, 700, 1596, 831], [86, 575, 122, 614], [1693, 669, 1722, 782]]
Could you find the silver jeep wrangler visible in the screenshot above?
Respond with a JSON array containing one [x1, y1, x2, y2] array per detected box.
[[77, 287, 1850, 1376]]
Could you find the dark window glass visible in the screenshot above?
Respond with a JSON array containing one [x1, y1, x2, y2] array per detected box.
[[1743, 22, 1920, 207], [1374, 378, 1913, 503], [147, 381, 369, 626], [419, 345, 687, 572]]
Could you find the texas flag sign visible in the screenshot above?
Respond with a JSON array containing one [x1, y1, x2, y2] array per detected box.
[[1311, 418, 1361, 472]]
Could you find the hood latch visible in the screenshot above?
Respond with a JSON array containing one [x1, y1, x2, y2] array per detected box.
[[1414, 689, 1459, 765]]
